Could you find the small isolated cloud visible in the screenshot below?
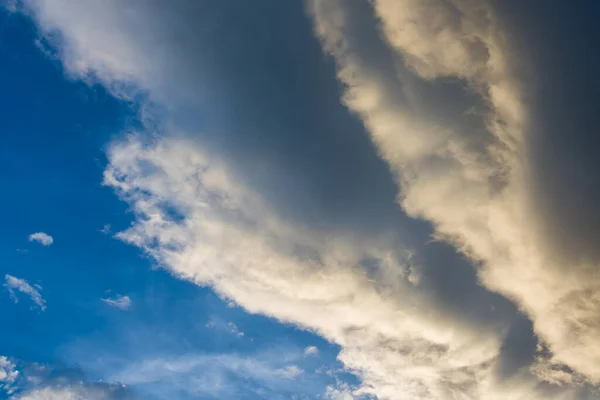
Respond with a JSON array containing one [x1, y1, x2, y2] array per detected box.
[[0, 356, 19, 395], [277, 365, 303, 380], [227, 322, 244, 337], [101, 294, 131, 310], [4, 275, 46, 311], [304, 346, 319, 357], [205, 320, 216, 328], [99, 224, 111, 234], [28, 232, 53, 246]]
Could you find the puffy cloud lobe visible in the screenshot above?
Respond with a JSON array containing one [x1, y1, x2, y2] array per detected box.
[[28, 232, 53, 246], [4, 275, 46, 311], [0, 356, 19, 395], [311, 0, 600, 390]]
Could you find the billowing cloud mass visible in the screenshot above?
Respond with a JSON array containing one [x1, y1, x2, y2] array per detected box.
[[15, 0, 600, 398], [27, 232, 53, 246], [4, 275, 46, 311], [310, 0, 600, 390], [101, 294, 132, 310]]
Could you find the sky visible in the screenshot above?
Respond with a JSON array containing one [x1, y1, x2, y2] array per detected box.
[[1, 0, 600, 399]]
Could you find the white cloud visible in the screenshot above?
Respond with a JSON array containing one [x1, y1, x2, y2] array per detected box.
[[1, 356, 133, 400], [227, 322, 244, 338], [109, 352, 310, 398], [325, 384, 356, 400], [15, 387, 80, 400], [13, 384, 130, 400], [4, 275, 46, 311], [0, 356, 19, 395], [99, 224, 111, 234], [28, 232, 53, 246], [101, 294, 132, 310], [304, 346, 319, 357], [277, 365, 303, 380]]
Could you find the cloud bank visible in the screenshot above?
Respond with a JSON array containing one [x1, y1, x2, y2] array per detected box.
[[14, 0, 600, 398]]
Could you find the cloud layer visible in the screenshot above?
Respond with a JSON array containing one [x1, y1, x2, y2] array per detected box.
[[14, 0, 600, 398]]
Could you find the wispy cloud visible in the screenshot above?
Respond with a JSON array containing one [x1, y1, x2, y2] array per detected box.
[[28, 232, 53, 246], [109, 352, 314, 399], [277, 365, 303, 379], [227, 322, 244, 338], [101, 294, 132, 310], [99, 224, 111, 235], [304, 346, 319, 357], [4, 275, 46, 311]]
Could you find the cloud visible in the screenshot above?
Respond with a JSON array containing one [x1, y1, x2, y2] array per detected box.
[[4, 275, 46, 311], [27, 232, 53, 246], [304, 346, 319, 357], [108, 351, 323, 399], [0, 356, 136, 400], [277, 365, 303, 380], [16, 0, 600, 398], [15, 387, 97, 400], [13, 382, 134, 400], [310, 0, 600, 391], [0, 356, 19, 396], [101, 294, 132, 310], [227, 322, 244, 338], [102, 136, 569, 399], [325, 383, 357, 400]]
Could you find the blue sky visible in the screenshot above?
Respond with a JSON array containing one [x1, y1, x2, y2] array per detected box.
[[3, 1, 600, 399]]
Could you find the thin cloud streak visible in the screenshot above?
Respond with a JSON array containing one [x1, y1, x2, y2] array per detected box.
[[101, 294, 132, 310], [4, 275, 46, 311]]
